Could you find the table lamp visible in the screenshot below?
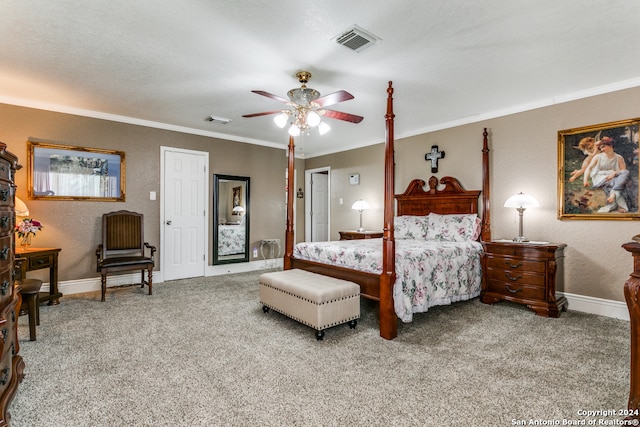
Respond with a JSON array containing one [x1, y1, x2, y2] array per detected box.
[[504, 192, 539, 242], [351, 199, 371, 232], [15, 196, 29, 217]]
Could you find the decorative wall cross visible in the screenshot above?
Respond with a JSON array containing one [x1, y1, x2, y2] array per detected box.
[[425, 145, 445, 173]]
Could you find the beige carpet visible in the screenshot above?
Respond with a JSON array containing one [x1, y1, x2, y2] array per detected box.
[[11, 270, 630, 426]]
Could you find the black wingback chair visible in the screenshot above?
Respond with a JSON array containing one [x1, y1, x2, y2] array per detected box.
[[96, 210, 156, 302]]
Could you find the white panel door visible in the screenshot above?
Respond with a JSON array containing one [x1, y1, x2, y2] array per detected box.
[[163, 149, 207, 281], [311, 172, 329, 241]]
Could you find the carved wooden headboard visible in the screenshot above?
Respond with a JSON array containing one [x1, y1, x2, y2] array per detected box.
[[395, 175, 482, 218]]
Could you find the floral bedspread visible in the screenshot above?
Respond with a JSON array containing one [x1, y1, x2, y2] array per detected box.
[[217, 225, 245, 256], [293, 238, 483, 322]]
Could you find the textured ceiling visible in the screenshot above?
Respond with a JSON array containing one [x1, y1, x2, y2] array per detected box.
[[1, 0, 640, 157]]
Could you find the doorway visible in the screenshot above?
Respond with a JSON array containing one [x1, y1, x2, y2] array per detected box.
[[305, 167, 330, 242], [161, 147, 208, 281]]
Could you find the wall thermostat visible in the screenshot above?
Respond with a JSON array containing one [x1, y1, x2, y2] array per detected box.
[[349, 173, 360, 185]]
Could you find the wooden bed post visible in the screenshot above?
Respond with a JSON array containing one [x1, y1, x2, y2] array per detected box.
[[481, 128, 491, 242], [380, 81, 398, 340], [284, 135, 296, 270]]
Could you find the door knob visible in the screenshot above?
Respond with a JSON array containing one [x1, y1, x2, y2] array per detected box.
[[166, 220, 172, 225]]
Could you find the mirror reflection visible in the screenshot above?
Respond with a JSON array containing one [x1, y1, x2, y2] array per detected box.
[[213, 174, 250, 264]]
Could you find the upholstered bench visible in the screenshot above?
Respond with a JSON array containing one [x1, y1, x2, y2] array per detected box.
[[259, 269, 360, 340]]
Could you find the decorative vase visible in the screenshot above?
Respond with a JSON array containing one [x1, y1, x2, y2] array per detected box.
[[20, 234, 31, 250]]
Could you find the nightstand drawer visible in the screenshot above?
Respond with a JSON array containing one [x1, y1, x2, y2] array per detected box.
[[485, 255, 546, 273], [485, 279, 545, 301], [485, 266, 545, 287], [27, 254, 53, 270]]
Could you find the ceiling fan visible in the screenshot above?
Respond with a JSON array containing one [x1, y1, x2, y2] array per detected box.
[[242, 71, 364, 136]]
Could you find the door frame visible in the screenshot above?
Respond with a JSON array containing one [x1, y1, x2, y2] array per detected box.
[[304, 166, 331, 242], [160, 146, 209, 280]]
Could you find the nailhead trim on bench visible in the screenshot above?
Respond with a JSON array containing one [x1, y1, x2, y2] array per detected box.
[[259, 281, 360, 305]]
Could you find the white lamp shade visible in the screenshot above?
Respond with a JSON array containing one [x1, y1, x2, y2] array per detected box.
[[288, 124, 301, 136], [306, 110, 321, 127], [273, 113, 288, 128], [15, 196, 29, 217], [318, 121, 331, 135], [351, 200, 371, 211], [504, 192, 539, 209], [232, 206, 245, 214]]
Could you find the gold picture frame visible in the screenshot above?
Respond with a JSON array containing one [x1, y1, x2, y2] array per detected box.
[[558, 118, 639, 220], [27, 141, 126, 201]]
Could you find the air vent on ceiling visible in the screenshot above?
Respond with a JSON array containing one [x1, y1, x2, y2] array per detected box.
[[334, 25, 380, 53]]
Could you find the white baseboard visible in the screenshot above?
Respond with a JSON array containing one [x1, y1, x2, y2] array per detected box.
[[559, 291, 629, 321], [51, 265, 629, 322], [54, 258, 282, 296]]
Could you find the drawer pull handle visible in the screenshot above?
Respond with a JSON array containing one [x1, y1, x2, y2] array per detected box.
[[0, 248, 9, 260], [0, 216, 9, 229], [0, 367, 9, 385], [505, 260, 522, 269], [504, 272, 522, 281], [505, 284, 522, 294], [0, 189, 8, 202], [1, 328, 7, 342], [0, 281, 9, 296]]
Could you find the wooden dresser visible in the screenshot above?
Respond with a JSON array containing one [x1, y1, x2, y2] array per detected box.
[[0, 143, 23, 426], [481, 241, 568, 317]]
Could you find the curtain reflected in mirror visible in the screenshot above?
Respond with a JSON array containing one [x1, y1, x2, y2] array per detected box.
[[213, 174, 250, 264]]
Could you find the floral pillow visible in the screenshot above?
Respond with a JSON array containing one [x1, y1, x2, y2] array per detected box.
[[394, 215, 429, 239], [425, 213, 480, 242]]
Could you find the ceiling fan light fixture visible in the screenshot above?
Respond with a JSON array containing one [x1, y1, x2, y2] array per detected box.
[[288, 124, 301, 136], [274, 112, 288, 128], [306, 110, 321, 127], [318, 121, 331, 135]]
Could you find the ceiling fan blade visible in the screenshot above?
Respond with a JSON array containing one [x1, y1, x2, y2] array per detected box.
[[242, 110, 282, 118], [323, 109, 364, 124], [251, 90, 291, 104], [314, 90, 354, 107]]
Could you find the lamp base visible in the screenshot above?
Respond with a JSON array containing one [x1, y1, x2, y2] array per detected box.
[[512, 236, 530, 243]]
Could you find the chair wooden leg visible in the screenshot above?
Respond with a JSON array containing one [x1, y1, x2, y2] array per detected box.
[[140, 270, 145, 288], [26, 294, 37, 341], [147, 267, 153, 296], [101, 273, 107, 302]]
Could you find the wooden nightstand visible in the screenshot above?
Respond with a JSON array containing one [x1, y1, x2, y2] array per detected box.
[[339, 231, 383, 240], [481, 241, 568, 317]]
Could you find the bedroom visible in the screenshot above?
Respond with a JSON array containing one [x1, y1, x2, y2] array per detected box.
[[1, 0, 640, 424]]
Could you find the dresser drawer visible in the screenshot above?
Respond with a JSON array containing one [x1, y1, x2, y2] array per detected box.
[[0, 160, 12, 184], [0, 236, 11, 272], [0, 182, 12, 208], [0, 349, 14, 402], [485, 254, 546, 274], [485, 266, 545, 287], [485, 279, 546, 301], [0, 267, 11, 309], [0, 209, 13, 236], [0, 297, 16, 358]]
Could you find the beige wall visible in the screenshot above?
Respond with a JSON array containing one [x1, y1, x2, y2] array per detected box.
[[0, 103, 304, 282], [306, 86, 640, 303]]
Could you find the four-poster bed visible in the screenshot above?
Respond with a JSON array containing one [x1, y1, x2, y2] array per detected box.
[[283, 82, 491, 340]]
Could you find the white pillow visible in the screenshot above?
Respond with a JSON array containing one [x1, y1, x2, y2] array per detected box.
[[425, 213, 479, 242], [394, 215, 429, 239]]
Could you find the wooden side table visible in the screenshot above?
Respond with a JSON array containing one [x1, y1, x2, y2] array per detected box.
[[15, 247, 62, 305], [481, 241, 567, 317], [339, 231, 383, 240]]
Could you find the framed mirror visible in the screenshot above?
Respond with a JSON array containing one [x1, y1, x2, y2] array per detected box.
[[213, 174, 250, 265]]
